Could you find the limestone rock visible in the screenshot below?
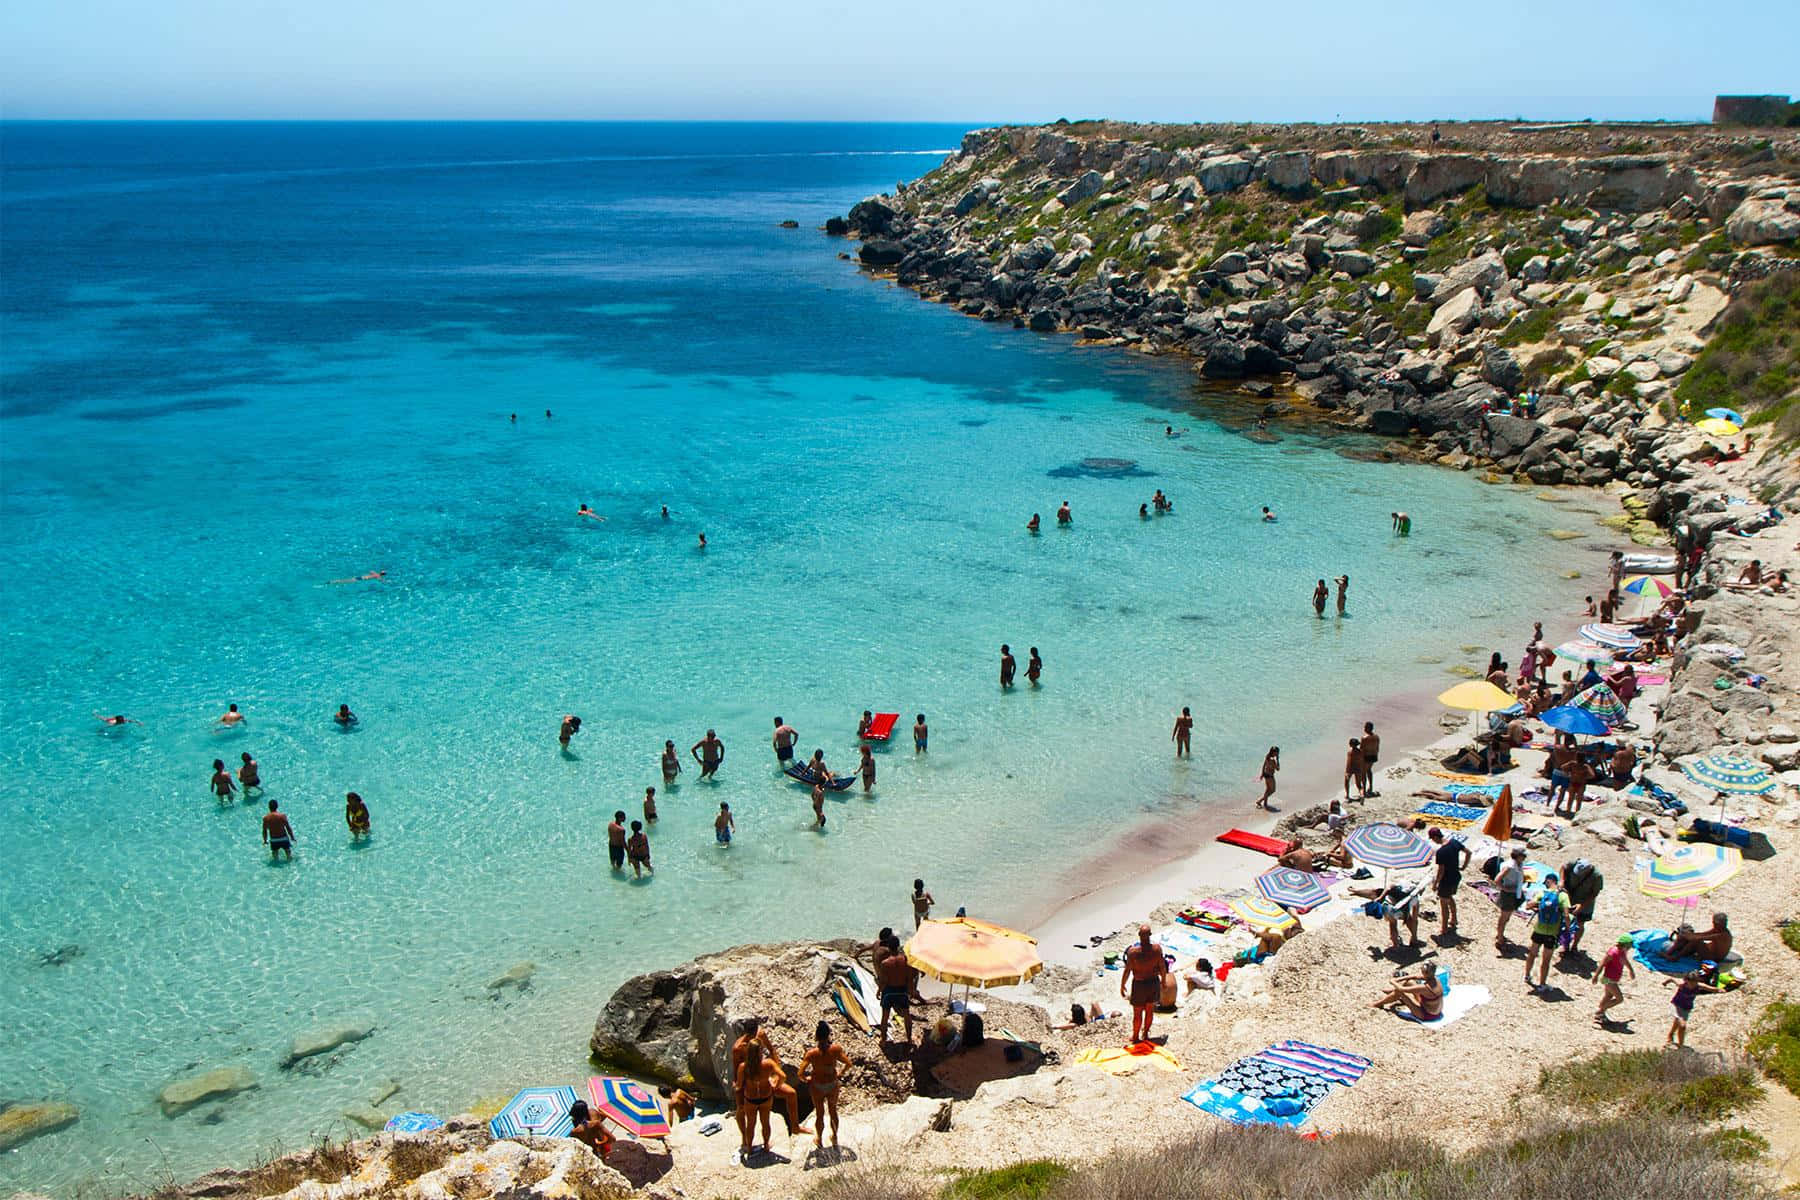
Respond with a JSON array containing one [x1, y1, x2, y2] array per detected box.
[[1427, 289, 1480, 343], [158, 1066, 257, 1116], [1433, 251, 1506, 305], [0, 1101, 79, 1151], [343, 1104, 388, 1131], [1402, 210, 1450, 246], [1198, 154, 1254, 194], [858, 239, 905, 267], [1333, 250, 1376, 277], [1261, 150, 1312, 194], [487, 961, 537, 992], [1725, 198, 1800, 246], [1481, 346, 1524, 393], [1057, 171, 1104, 206], [283, 1020, 375, 1068]]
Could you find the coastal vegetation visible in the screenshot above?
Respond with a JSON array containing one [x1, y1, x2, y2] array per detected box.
[[1673, 268, 1799, 443]]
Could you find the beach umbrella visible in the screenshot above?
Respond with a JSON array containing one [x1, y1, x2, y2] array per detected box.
[[1704, 407, 1745, 425], [586, 1076, 670, 1140], [1578, 623, 1642, 651], [1552, 639, 1615, 666], [1479, 785, 1514, 842], [1344, 823, 1433, 871], [1540, 705, 1610, 737], [1571, 682, 1629, 728], [384, 1112, 444, 1133], [1693, 417, 1741, 437], [1681, 753, 1776, 796], [1230, 893, 1302, 930], [1636, 843, 1741, 903], [905, 916, 1041, 990], [1436, 680, 1518, 711], [489, 1085, 580, 1140], [1254, 867, 1329, 912], [1620, 574, 1674, 599]]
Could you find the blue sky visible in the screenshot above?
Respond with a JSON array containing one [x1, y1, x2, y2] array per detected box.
[[1, 0, 1791, 122]]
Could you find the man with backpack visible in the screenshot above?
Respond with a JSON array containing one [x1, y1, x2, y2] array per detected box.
[[1560, 859, 1605, 958], [1525, 873, 1570, 993]]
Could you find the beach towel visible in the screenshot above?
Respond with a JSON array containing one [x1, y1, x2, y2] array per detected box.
[[1159, 925, 1224, 962], [1396, 984, 1492, 1028], [1257, 1041, 1371, 1086], [1627, 930, 1743, 977], [1433, 785, 1504, 803], [1073, 1044, 1183, 1075], [1429, 771, 1493, 783], [1182, 1079, 1311, 1129], [1635, 673, 1668, 686], [1410, 811, 1479, 832]]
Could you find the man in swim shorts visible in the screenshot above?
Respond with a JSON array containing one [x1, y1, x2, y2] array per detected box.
[[262, 799, 294, 859], [1120, 925, 1167, 1044], [691, 729, 724, 779], [1056, 501, 1071, 525], [715, 802, 735, 844], [218, 703, 245, 728], [999, 645, 1016, 688], [913, 714, 927, 753], [771, 717, 798, 764], [877, 936, 914, 1044], [1359, 722, 1380, 795], [607, 811, 628, 871]]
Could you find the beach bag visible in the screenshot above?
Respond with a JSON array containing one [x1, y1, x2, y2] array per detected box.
[[963, 1011, 984, 1047]]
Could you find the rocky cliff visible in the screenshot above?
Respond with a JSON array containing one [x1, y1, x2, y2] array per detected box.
[[834, 121, 1799, 491]]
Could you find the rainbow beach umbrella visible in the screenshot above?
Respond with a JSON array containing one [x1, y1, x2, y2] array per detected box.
[[1254, 867, 1329, 912], [489, 1085, 579, 1140], [1620, 574, 1674, 599], [1229, 893, 1301, 931], [1552, 639, 1615, 666], [1681, 754, 1776, 796], [1571, 682, 1629, 727], [1636, 843, 1741, 901], [1343, 823, 1432, 871], [587, 1076, 670, 1139]]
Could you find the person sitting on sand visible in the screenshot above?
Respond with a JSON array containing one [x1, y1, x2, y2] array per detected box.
[[568, 1099, 613, 1158], [1606, 742, 1637, 787], [656, 1085, 695, 1123], [1323, 829, 1354, 870], [1234, 926, 1289, 967], [1667, 913, 1731, 962], [1731, 559, 1763, 589], [1277, 840, 1316, 872], [1053, 1001, 1118, 1029], [1371, 963, 1444, 1020]]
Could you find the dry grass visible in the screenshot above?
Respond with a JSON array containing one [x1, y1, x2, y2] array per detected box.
[[1538, 1048, 1763, 1119]]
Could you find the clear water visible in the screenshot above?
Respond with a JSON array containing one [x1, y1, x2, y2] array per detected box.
[[0, 122, 1615, 1193]]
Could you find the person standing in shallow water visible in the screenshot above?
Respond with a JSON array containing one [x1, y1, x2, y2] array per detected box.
[[643, 786, 658, 823], [627, 820, 652, 877], [1335, 574, 1349, 616], [238, 752, 261, 796], [661, 739, 681, 783], [999, 644, 1016, 688], [607, 811, 628, 872], [1026, 647, 1042, 687], [1172, 707, 1194, 757], [772, 716, 798, 765], [1026, 513, 1040, 534], [1312, 579, 1328, 617], [210, 759, 236, 802], [1257, 746, 1280, 809], [913, 714, 928, 754], [859, 745, 875, 793], [691, 729, 724, 779], [559, 714, 581, 750], [345, 792, 371, 839], [262, 799, 294, 859], [1056, 501, 1072, 525]]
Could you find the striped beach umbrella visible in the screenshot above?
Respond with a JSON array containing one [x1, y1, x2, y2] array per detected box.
[[1254, 867, 1329, 912], [1571, 682, 1629, 727], [1681, 754, 1776, 795], [1229, 893, 1301, 930], [1620, 575, 1674, 599], [384, 1112, 444, 1133], [1553, 639, 1615, 666], [905, 917, 1041, 989], [1343, 823, 1432, 870], [1579, 623, 1642, 651], [587, 1076, 670, 1139], [1636, 843, 1742, 900], [489, 1085, 579, 1140]]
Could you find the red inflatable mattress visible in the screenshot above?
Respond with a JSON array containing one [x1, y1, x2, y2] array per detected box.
[[862, 712, 899, 741], [1215, 828, 1288, 856]]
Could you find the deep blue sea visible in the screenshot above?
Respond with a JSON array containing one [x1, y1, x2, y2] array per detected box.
[[0, 122, 1616, 1192]]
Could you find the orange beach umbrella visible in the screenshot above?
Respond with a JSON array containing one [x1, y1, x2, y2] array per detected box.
[[905, 917, 1043, 989], [1480, 785, 1514, 842]]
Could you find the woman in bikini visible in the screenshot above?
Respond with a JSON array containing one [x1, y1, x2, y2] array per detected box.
[[1257, 746, 1280, 809], [735, 1041, 781, 1159], [799, 1020, 852, 1153], [660, 739, 681, 784]]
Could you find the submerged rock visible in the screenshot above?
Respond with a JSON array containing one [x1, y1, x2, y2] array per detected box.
[[158, 1066, 256, 1116], [487, 961, 537, 992], [0, 1101, 79, 1151], [37, 944, 83, 967], [282, 1020, 375, 1068]]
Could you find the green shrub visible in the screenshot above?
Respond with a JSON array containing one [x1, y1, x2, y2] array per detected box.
[[1539, 1048, 1763, 1117], [1499, 307, 1558, 348], [1782, 921, 1800, 957], [943, 1161, 1071, 1200], [1748, 998, 1800, 1098], [1707, 1127, 1769, 1161]]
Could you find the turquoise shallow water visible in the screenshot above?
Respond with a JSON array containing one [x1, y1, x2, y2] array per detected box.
[[0, 123, 1616, 1193]]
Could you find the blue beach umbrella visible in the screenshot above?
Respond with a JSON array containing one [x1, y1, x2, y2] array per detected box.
[[1705, 408, 1745, 425], [385, 1112, 445, 1133], [1540, 705, 1610, 737], [490, 1085, 579, 1140]]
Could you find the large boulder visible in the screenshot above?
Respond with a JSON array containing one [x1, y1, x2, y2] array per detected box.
[[158, 1066, 257, 1116], [1198, 154, 1254, 194], [1485, 413, 1542, 459], [1402, 210, 1450, 246], [1332, 250, 1376, 277], [1261, 151, 1313, 194], [846, 196, 898, 236], [1725, 198, 1800, 246], [0, 1101, 79, 1151], [858, 239, 906, 267], [1432, 250, 1507, 305], [282, 1020, 375, 1068], [1404, 155, 1488, 207], [1426, 288, 1480, 343], [1481, 346, 1525, 393], [1200, 340, 1248, 378], [1057, 170, 1105, 206]]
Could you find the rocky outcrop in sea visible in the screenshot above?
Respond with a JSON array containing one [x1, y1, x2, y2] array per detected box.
[[832, 121, 1799, 493]]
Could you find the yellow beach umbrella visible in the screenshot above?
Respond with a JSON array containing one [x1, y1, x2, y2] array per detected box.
[[1436, 680, 1518, 711], [905, 917, 1042, 990], [1693, 417, 1741, 437]]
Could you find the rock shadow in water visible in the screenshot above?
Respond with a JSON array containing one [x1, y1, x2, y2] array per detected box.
[[1047, 457, 1153, 480]]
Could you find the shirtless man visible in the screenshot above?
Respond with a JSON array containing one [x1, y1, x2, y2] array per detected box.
[[1056, 501, 1072, 525], [769, 716, 800, 767], [642, 786, 658, 823], [1312, 579, 1329, 617], [715, 802, 735, 844], [1278, 840, 1316, 872], [1334, 574, 1349, 616], [328, 570, 387, 584], [1667, 913, 1731, 962], [1359, 722, 1381, 795], [577, 504, 606, 522], [262, 799, 294, 859], [857, 710, 873, 738], [217, 703, 245, 729], [94, 712, 140, 727], [913, 714, 928, 754], [238, 752, 262, 795], [1172, 707, 1194, 757], [691, 729, 724, 779], [999, 644, 1016, 688], [1261, 506, 1276, 522], [876, 937, 915, 1043], [606, 811, 628, 872], [1119, 925, 1168, 1044], [210, 758, 237, 802]]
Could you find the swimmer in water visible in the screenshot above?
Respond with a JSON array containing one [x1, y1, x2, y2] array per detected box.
[[263, 798, 295, 859], [94, 712, 141, 726], [346, 791, 371, 839], [859, 745, 875, 793], [1026, 513, 1040, 533], [1312, 579, 1328, 618], [1056, 501, 1072, 525], [913, 713, 928, 754], [643, 786, 658, 823], [217, 703, 245, 728], [334, 704, 358, 728], [329, 571, 387, 584], [578, 504, 606, 522], [1140, 503, 1149, 519], [697, 532, 707, 550], [545, 409, 552, 419], [1262, 506, 1276, 522], [1026, 647, 1042, 686], [559, 714, 582, 749], [1000, 644, 1016, 689], [238, 752, 262, 794], [812, 780, 827, 827], [716, 802, 735, 844], [211, 758, 237, 802], [1391, 511, 1411, 536], [660, 505, 670, 520], [510, 413, 517, 422]]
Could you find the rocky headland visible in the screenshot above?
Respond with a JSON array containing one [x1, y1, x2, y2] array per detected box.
[[834, 120, 1798, 493]]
